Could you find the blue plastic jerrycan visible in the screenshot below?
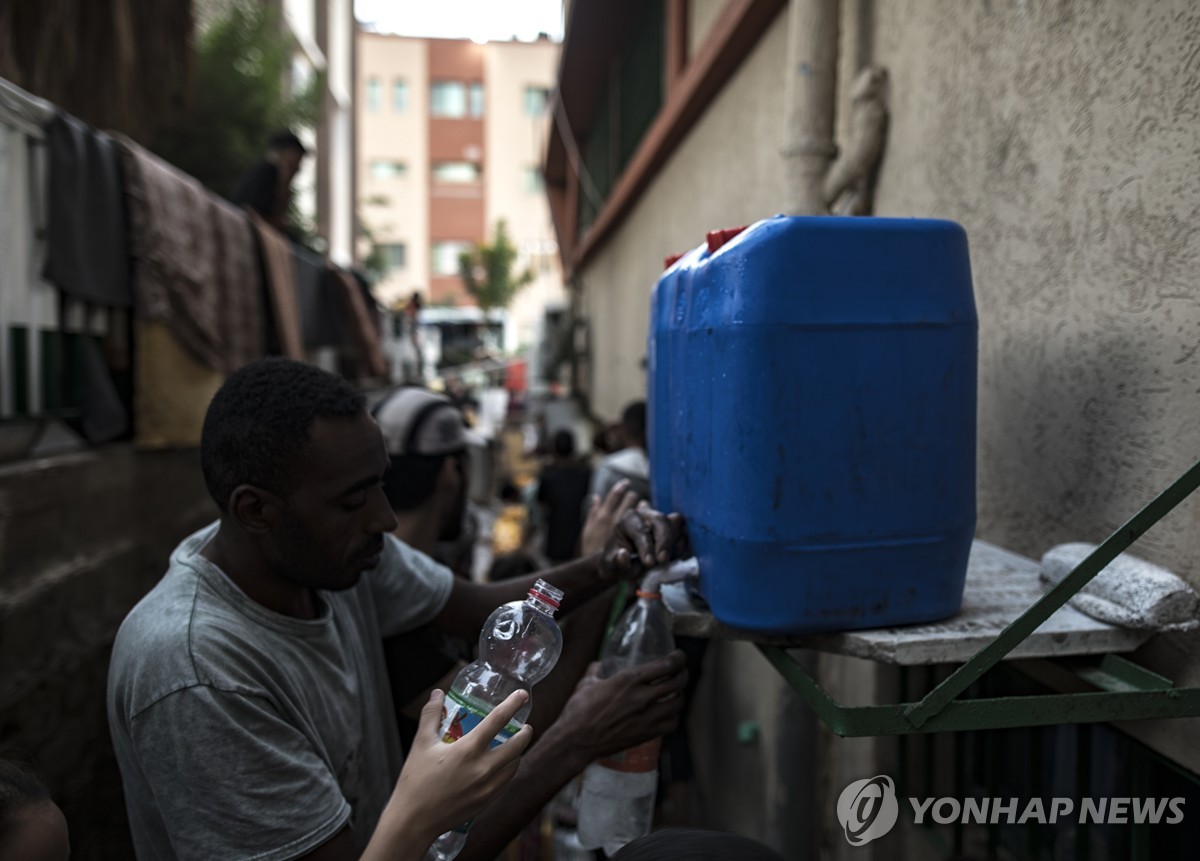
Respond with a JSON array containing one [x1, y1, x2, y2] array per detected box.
[[648, 216, 977, 634]]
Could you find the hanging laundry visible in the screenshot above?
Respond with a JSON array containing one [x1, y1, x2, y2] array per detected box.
[[292, 243, 341, 349], [246, 210, 305, 360], [113, 133, 223, 371], [42, 112, 132, 307], [209, 197, 266, 371], [330, 267, 388, 378]]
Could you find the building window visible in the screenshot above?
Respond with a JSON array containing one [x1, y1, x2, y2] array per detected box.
[[524, 86, 550, 117], [431, 81, 467, 117], [432, 241, 473, 276], [576, 1, 663, 234], [524, 166, 544, 194], [392, 79, 409, 113], [432, 161, 482, 184], [366, 77, 382, 112], [377, 242, 407, 270], [369, 160, 407, 180], [469, 82, 485, 118]]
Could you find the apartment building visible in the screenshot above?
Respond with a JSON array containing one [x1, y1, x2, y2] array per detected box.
[[357, 30, 563, 350]]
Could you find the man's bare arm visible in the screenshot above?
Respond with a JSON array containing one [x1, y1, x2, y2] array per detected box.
[[433, 505, 686, 640], [457, 651, 688, 861]]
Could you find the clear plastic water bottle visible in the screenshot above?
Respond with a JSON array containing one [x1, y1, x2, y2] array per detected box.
[[425, 579, 565, 861], [576, 585, 675, 855]]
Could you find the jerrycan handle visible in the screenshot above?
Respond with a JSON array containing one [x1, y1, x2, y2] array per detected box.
[[706, 225, 748, 254]]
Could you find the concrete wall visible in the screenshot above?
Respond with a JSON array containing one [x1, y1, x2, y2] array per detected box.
[[576, 0, 1200, 853], [0, 448, 217, 859]]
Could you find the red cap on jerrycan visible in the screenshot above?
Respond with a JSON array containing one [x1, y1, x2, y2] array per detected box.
[[705, 225, 748, 254]]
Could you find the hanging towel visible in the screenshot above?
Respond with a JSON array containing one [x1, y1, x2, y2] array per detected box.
[[209, 197, 266, 371], [246, 210, 304, 360], [113, 134, 223, 370], [43, 112, 132, 307], [331, 268, 388, 378], [292, 244, 341, 349]]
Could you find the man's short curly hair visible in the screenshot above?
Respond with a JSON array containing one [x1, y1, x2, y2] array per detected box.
[[201, 358, 366, 512]]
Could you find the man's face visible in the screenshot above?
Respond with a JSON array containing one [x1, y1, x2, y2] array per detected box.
[[270, 412, 398, 592]]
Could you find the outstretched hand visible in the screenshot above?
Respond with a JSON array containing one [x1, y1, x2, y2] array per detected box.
[[579, 480, 640, 557], [375, 689, 534, 854], [554, 650, 688, 761], [599, 501, 687, 582]]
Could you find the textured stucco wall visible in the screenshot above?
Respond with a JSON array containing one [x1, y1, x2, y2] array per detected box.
[[870, 0, 1200, 574]]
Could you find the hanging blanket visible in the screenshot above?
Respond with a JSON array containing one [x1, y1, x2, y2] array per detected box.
[[246, 210, 304, 360]]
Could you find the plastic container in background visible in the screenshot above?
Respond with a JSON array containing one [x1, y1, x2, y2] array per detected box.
[[648, 215, 977, 634]]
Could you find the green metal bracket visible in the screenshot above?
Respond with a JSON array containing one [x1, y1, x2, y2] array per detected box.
[[758, 645, 1200, 736], [759, 457, 1200, 736]]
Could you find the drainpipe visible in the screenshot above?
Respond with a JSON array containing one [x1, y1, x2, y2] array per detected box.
[[780, 0, 840, 215]]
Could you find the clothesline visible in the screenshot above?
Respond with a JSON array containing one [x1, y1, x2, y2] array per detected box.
[[0, 76, 53, 137]]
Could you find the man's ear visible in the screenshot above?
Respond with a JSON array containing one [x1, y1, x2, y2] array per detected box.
[[228, 485, 281, 534]]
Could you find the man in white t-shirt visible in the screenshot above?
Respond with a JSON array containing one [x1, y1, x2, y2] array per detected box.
[[108, 359, 687, 861]]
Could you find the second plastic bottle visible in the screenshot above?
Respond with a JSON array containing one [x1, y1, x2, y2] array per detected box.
[[425, 579, 565, 861], [576, 585, 675, 855]]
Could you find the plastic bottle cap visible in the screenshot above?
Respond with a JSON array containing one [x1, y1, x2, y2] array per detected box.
[[705, 225, 748, 254], [529, 579, 563, 609]]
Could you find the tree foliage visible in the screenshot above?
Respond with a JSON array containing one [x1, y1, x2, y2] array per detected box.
[[457, 220, 535, 313], [150, 2, 322, 199]]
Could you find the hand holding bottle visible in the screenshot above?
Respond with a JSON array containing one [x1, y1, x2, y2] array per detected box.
[[367, 689, 533, 860], [555, 650, 687, 761]]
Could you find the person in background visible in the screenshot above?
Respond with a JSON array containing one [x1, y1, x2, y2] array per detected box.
[[490, 478, 531, 558], [589, 401, 651, 505], [537, 429, 593, 565], [0, 760, 70, 861], [229, 130, 307, 237], [398, 293, 424, 384]]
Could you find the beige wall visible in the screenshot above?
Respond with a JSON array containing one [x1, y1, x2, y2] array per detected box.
[[485, 39, 565, 349], [579, 9, 790, 421], [577, 0, 1200, 783], [688, 0, 728, 59], [358, 33, 429, 305]]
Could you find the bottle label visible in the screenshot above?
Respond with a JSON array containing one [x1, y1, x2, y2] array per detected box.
[[438, 689, 523, 750], [596, 737, 662, 774]]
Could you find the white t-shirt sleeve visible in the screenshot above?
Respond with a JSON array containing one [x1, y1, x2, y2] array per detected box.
[[127, 686, 350, 861], [369, 534, 454, 637]]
